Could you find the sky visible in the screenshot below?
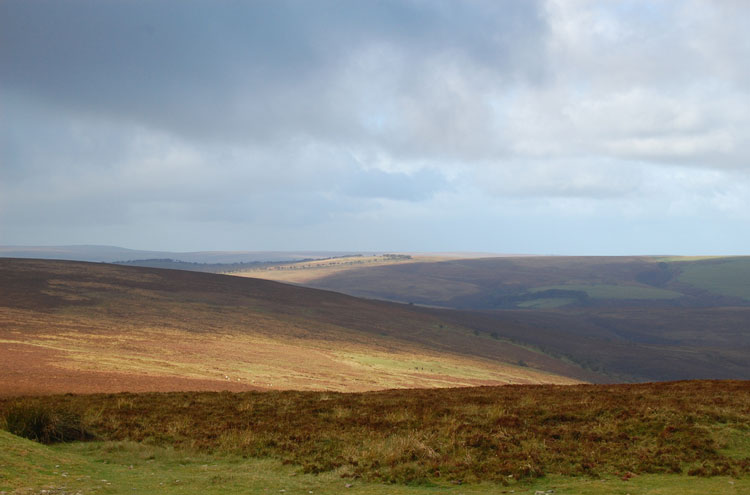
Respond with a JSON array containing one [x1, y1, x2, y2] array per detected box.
[[1, 0, 749, 255]]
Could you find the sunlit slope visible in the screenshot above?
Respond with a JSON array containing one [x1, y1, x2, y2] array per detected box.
[[0, 259, 587, 395], [232, 253, 452, 283]]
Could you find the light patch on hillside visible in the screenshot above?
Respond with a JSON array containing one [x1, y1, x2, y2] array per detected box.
[[232, 254, 447, 284]]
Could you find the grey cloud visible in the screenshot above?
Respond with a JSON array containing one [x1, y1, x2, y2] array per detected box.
[[3, 0, 750, 253], [0, 0, 547, 151]]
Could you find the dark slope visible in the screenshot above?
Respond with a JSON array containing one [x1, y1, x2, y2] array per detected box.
[[296, 256, 750, 381]]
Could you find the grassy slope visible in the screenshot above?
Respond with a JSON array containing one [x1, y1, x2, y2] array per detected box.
[[676, 257, 750, 301], [0, 258, 589, 395], [3, 433, 748, 495], [1, 381, 748, 492]]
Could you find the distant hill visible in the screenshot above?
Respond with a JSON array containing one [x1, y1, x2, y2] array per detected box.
[[0, 245, 371, 264], [0, 258, 586, 395], [238, 255, 750, 382], [3, 257, 747, 392], [300, 255, 750, 309]]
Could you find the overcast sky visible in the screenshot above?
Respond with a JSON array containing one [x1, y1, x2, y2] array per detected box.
[[2, 0, 749, 254]]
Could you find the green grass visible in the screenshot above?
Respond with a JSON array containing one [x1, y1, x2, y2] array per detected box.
[[715, 426, 750, 460], [529, 284, 683, 300], [1, 431, 748, 495], [336, 352, 509, 380], [678, 259, 750, 300], [517, 297, 577, 309]]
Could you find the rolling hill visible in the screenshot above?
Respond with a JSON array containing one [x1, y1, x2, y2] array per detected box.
[[0, 258, 587, 396], [291, 255, 750, 309], [236, 256, 750, 382]]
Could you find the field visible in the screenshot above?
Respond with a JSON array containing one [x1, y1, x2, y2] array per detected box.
[[0, 258, 589, 395], [1, 381, 749, 493]]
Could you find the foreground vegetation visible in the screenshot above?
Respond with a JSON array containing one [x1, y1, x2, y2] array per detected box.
[[2, 431, 748, 495], [2, 381, 748, 488]]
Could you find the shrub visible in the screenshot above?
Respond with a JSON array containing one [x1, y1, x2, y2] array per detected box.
[[2, 401, 93, 444]]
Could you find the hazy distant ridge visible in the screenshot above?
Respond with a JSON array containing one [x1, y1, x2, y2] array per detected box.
[[0, 245, 371, 264]]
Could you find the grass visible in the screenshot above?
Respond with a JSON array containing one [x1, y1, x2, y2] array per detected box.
[[528, 284, 683, 300], [1, 400, 92, 444], [3, 431, 747, 495], [2, 381, 748, 486], [678, 258, 750, 300]]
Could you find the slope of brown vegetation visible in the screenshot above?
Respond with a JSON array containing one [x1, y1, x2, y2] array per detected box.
[[2, 381, 748, 484], [0, 258, 590, 395], [261, 255, 750, 381]]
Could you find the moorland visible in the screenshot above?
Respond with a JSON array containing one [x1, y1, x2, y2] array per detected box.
[[1, 255, 749, 494], [0, 257, 586, 396], [1, 381, 749, 493], [237, 255, 750, 382]]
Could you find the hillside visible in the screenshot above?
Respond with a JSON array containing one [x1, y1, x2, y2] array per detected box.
[[298, 256, 750, 309], [0, 258, 587, 395], [239, 256, 750, 381]]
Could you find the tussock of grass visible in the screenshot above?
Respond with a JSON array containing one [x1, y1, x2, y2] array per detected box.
[[2, 381, 748, 484], [1, 400, 93, 444]]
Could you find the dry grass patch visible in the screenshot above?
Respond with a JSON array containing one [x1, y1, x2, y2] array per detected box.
[[2, 380, 747, 484]]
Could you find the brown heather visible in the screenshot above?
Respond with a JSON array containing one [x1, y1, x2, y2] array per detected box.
[[2, 380, 748, 484]]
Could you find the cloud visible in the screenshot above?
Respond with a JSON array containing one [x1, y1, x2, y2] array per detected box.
[[1, 0, 750, 253], [0, 0, 547, 149]]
